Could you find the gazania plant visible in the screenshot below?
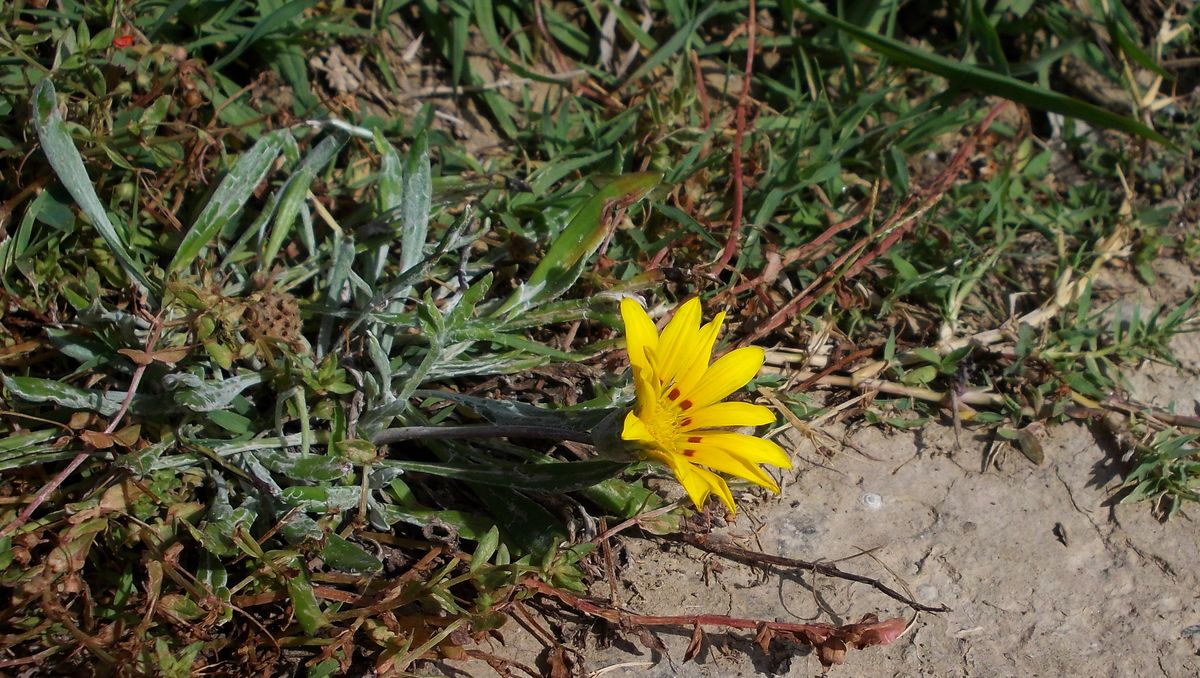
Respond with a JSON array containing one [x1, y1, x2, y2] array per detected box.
[[617, 297, 792, 513]]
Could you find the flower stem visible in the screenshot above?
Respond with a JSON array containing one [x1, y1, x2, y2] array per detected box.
[[370, 424, 592, 446]]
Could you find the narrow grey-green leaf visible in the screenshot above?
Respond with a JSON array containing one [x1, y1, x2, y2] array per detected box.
[[380, 459, 628, 492], [4, 374, 123, 415], [172, 372, 263, 412], [0, 428, 59, 453], [416, 389, 615, 432], [169, 129, 289, 274], [280, 485, 362, 512], [0, 444, 80, 472], [261, 132, 347, 267], [399, 133, 432, 273], [255, 449, 352, 482], [31, 80, 153, 292]]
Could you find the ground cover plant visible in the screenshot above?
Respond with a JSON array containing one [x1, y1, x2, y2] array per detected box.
[[1, 0, 1198, 675]]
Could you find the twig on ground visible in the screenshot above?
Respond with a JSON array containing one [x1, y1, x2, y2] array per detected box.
[[521, 575, 911, 668], [588, 499, 689, 545], [665, 531, 950, 613]]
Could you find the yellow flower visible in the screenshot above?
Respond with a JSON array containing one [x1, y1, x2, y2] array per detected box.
[[620, 297, 791, 513]]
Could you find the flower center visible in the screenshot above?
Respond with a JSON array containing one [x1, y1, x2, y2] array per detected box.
[[639, 383, 695, 451]]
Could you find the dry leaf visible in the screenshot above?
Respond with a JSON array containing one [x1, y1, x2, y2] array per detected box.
[[113, 424, 141, 447], [755, 622, 774, 654], [118, 346, 189, 365], [684, 621, 704, 663], [118, 348, 156, 366], [817, 636, 847, 667], [635, 627, 667, 656], [79, 430, 115, 449], [151, 347, 190, 364], [842, 614, 908, 648], [546, 645, 570, 678]]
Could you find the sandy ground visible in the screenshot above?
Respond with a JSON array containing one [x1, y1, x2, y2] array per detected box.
[[567, 414, 1199, 677]]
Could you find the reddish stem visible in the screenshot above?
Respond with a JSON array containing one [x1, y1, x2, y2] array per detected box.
[[714, 0, 756, 272], [742, 101, 1010, 344], [1, 320, 159, 537]]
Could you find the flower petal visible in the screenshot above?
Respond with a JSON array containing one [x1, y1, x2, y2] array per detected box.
[[621, 411, 656, 445], [681, 401, 776, 431], [656, 297, 702, 388], [674, 311, 726, 395], [630, 367, 659, 419], [681, 346, 765, 410], [692, 466, 736, 513], [666, 457, 712, 510], [676, 439, 781, 493], [697, 432, 792, 469], [621, 297, 658, 373]]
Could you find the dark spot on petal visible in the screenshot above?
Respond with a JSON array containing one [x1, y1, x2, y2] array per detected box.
[[668, 387, 681, 401], [682, 449, 696, 457], [679, 400, 693, 411], [680, 417, 692, 427], [688, 436, 702, 443]]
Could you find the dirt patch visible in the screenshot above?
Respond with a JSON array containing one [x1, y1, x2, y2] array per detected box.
[[526, 411, 1187, 677]]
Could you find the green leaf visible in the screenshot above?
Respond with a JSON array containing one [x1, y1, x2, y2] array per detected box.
[[381, 458, 628, 492], [495, 172, 660, 316], [0, 435, 80, 471], [4, 375, 124, 416], [30, 80, 154, 292], [471, 485, 564, 557], [399, 132, 432, 274], [415, 390, 616, 432], [1105, 15, 1171, 80], [169, 130, 290, 274], [280, 486, 362, 512], [172, 373, 264, 412], [796, 2, 1174, 147], [321, 534, 383, 573], [967, 0, 1009, 75], [899, 365, 937, 386], [262, 133, 347, 266], [211, 0, 320, 70], [581, 476, 670, 522], [470, 525, 500, 572], [281, 554, 327, 634], [255, 449, 352, 482]]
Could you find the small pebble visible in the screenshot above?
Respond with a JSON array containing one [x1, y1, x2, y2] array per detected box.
[[859, 492, 883, 510]]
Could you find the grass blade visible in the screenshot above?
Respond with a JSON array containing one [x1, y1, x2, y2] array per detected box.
[[797, 2, 1175, 147], [211, 0, 320, 70]]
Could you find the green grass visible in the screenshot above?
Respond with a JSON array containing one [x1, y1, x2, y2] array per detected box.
[[1, 0, 1198, 673]]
